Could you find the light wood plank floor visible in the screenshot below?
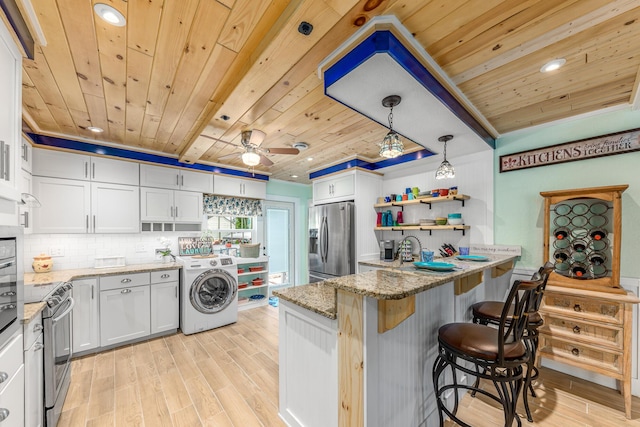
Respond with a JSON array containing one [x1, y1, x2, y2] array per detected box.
[[59, 305, 640, 426]]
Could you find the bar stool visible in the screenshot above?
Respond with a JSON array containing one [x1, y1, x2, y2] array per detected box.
[[433, 276, 544, 427], [470, 262, 554, 422]]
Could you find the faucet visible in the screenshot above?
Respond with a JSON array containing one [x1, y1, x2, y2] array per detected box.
[[396, 235, 423, 265]]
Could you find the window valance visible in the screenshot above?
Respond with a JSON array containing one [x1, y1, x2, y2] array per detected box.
[[203, 194, 263, 216]]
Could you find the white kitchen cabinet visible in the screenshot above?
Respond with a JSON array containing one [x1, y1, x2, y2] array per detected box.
[[213, 174, 266, 199], [19, 170, 33, 234], [150, 270, 179, 334], [174, 191, 203, 223], [89, 157, 139, 185], [21, 138, 32, 174], [32, 177, 91, 233], [32, 149, 90, 181], [141, 187, 202, 224], [140, 164, 212, 193], [313, 173, 355, 204], [100, 284, 151, 348], [72, 278, 99, 354], [23, 314, 43, 427], [0, 21, 22, 202], [91, 182, 139, 233], [0, 332, 24, 427], [33, 149, 139, 186]]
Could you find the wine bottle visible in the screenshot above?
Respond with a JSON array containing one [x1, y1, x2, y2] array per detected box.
[[589, 252, 606, 266], [554, 226, 570, 240], [571, 262, 588, 278], [572, 239, 587, 252], [589, 228, 607, 241]]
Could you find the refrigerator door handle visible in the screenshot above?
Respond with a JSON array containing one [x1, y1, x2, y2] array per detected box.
[[318, 217, 325, 263], [322, 216, 329, 264]]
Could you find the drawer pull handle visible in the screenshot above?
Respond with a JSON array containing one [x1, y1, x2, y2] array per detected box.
[[573, 304, 581, 312], [121, 289, 132, 294], [573, 326, 581, 334], [161, 274, 170, 279], [0, 372, 7, 383], [34, 343, 44, 351], [121, 278, 132, 283], [0, 408, 8, 421], [33, 324, 43, 333], [571, 348, 580, 356]]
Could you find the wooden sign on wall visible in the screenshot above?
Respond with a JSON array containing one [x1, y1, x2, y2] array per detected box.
[[500, 128, 640, 173]]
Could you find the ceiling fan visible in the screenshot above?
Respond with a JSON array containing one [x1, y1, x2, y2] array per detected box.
[[203, 130, 300, 167]]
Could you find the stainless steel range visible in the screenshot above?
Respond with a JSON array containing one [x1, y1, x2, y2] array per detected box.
[[26, 282, 74, 427]]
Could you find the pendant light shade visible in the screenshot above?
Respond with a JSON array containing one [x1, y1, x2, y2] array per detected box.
[[435, 135, 455, 180], [379, 95, 404, 158], [242, 150, 261, 166]]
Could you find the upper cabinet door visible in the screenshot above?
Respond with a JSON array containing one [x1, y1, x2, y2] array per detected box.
[[33, 149, 90, 181], [90, 157, 139, 185], [213, 175, 266, 199], [179, 169, 212, 193], [140, 164, 180, 190], [32, 176, 91, 233], [91, 183, 140, 233], [0, 22, 21, 202], [140, 187, 174, 222], [174, 191, 203, 223]]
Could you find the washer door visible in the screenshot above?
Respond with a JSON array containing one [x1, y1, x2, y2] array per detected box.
[[190, 269, 237, 314]]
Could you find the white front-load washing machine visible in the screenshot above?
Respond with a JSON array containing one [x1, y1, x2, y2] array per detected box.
[[178, 255, 238, 335]]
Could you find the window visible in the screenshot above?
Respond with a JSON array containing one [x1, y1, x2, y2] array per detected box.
[[205, 215, 255, 243]]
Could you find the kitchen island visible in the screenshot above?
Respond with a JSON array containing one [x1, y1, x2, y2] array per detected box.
[[274, 255, 517, 427]]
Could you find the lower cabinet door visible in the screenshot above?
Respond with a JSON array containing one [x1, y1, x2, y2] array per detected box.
[[0, 364, 24, 427], [100, 285, 151, 347], [24, 334, 43, 427], [151, 282, 179, 334], [72, 278, 99, 353]]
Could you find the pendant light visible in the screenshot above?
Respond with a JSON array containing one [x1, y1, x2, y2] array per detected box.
[[379, 95, 404, 158], [435, 135, 455, 180], [242, 148, 261, 166]]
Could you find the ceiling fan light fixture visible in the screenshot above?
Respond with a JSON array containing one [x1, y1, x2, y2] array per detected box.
[[87, 126, 103, 133], [93, 3, 126, 26], [435, 135, 455, 180], [379, 95, 404, 158], [242, 150, 261, 167], [540, 58, 566, 73]]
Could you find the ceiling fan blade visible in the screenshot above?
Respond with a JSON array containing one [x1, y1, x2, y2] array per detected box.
[[218, 152, 242, 160], [264, 147, 299, 155], [259, 154, 274, 166]]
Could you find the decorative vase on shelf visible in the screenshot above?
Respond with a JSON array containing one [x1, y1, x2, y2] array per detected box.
[[32, 253, 53, 273]]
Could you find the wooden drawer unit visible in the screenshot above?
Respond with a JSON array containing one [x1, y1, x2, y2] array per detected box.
[[541, 315, 622, 350], [538, 286, 638, 419], [543, 293, 622, 324]]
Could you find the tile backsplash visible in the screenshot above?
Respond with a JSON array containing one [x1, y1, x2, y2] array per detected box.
[[24, 232, 200, 271]]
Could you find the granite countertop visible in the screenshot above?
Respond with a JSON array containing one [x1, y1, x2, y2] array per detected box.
[[275, 255, 517, 319], [22, 262, 182, 323], [274, 283, 337, 319], [24, 262, 181, 286]]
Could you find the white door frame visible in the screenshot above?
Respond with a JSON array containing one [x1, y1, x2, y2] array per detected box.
[[264, 196, 298, 286]]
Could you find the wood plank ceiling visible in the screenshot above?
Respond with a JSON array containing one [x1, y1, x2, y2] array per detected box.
[[17, 0, 640, 183]]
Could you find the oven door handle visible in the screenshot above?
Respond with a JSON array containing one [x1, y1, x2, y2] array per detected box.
[[51, 297, 75, 325]]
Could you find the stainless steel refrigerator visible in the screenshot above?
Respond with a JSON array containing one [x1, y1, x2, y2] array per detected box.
[[308, 201, 355, 282]]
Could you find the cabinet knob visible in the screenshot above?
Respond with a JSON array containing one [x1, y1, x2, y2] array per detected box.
[[33, 323, 43, 333], [573, 304, 581, 312], [571, 348, 580, 356], [121, 278, 132, 283], [0, 372, 7, 383], [0, 408, 9, 421], [34, 343, 44, 351], [121, 288, 132, 294], [573, 325, 581, 334]]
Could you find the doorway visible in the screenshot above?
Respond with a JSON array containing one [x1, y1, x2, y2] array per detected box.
[[264, 200, 294, 289]]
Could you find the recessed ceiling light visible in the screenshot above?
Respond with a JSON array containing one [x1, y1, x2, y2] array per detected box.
[[307, 157, 313, 161], [87, 126, 104, 133], [540, 58, 566, 73], [290, 174, 298, 178], [94, 3, 126, 27]]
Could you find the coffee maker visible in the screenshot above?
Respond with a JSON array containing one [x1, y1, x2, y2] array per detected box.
[[379, 240, 395, 262]]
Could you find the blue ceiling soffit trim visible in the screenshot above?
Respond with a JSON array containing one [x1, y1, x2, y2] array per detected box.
[[0, 0, 35, 59], [28, 134, 270, 181], [309, 149, 434, 180], [323, 30, 495, 148]]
